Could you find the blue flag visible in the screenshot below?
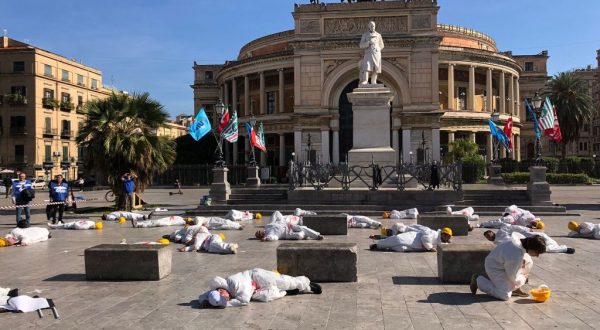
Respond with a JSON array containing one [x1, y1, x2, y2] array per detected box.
[[488, 119, 510, 151], [189, 108, 212, 141], [525, 99, 542, 139]]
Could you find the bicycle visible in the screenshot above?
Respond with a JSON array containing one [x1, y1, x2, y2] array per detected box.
[[104, 190, 116, 202]]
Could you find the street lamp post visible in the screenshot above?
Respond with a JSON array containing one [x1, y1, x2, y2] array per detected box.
[[526, 92, 552, 205], [531, 92, 544, 165], [245, 113, 261, 187], [248, 115, 257, 167], [208, 99, 231, 204], [214, 100, 227, 168], [490, 110, 501, 163]]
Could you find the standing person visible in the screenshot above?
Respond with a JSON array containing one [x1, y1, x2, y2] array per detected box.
[[78, 177, 84, 191], [11, 172, 33, 227], [3, 177, 12, 198], [470, 235, 547, 301], [174, 179, 182, 195], [48, 175, 69, 224], [121, 172, 137, 212]]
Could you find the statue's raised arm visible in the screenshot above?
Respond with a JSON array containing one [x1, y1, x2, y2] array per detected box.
[[358, 21, 384, 85]]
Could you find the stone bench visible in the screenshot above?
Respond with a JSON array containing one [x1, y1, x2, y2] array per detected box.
[[417, 214, 470, 236], [85, 244, 172, 281], [301, 215, 348, 235], [277, 243, 357, 282], [437, 243, 493, 283]]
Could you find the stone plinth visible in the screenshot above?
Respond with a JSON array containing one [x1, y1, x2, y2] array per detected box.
[[246, 166, 261, 187], [277, 243, 357, 282], [487, 164, 504, 185], [85, 244, 172, 281], [347, 85, 396, 167], [437, 243, 493, 283], [302, 215, 348, 235], [528, 166, 552, 206], [209, 167, 231, 205], [417, 214, 470, 236]]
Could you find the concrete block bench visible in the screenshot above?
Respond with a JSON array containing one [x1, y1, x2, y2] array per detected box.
[[301, 215, 348, 235], [277, 243, 357, 282], [85, 244, 172, 281], [437, 243, 493, 283], [417, 214, 470, 236]]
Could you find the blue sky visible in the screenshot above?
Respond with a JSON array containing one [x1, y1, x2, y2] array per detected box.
[[1, 0, 598, 118]]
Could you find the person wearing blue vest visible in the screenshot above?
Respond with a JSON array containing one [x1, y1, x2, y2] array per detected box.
[[49, 174, 69, 224], [11, 172, 33, 227], [122, 172, 137, 211]]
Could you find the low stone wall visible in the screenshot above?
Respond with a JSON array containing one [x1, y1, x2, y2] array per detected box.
[[85, 244, 172, 281], [277, 242, 358, 282]]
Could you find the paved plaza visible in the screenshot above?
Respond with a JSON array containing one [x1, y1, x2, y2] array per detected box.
[[1, 186, 600, 329]]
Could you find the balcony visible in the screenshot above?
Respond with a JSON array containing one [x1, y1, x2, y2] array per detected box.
[[76, 104, 86, 114], [10, 127, 28, 136], [3, 94, 28, 106], [77, 82, 86, 87], [60, 101, 74, 111], [42, 97, 59, 109], [60, 130, 74, 139], [43, 128, 57, 137]]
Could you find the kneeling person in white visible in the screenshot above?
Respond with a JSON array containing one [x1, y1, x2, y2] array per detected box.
[[370, 227, 452, 252]]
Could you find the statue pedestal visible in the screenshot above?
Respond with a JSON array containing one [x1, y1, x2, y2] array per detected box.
[[527, 166, 552, 206], [487, 164, 504, 185], [347, 85, 396, 167], [209, 167, 231, 205], [246, 166, 261, 187]]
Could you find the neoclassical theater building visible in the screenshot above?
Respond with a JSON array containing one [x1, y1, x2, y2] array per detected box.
[[193, 0, 542, 174]]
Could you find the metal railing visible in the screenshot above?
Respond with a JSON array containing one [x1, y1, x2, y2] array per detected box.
[[288, 161, 462, 191]]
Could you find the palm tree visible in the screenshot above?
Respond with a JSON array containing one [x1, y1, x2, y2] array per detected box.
[[547, 71, 595, 159], [77, 92, 176, 208]]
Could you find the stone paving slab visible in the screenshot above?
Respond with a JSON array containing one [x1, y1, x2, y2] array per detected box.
[[0, 187, 600, 329]]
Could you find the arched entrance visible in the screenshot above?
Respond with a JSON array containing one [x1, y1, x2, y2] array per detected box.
[[338, 79, 359, 162]]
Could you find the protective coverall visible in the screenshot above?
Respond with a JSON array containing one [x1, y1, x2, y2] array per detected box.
[[179, 226, 236, 254], [134, 216, 186, 228], [568, 222, 600, 239], [105, 211, 145, 221], [5, 227, 50, 246], [225, 210, 254, 221], [375, 229, 442, 252], [493, 223, 568, 253], [390, 208, 419, 219], [294, 208, 317, 216], [193, 216, 242, 230], [48, 220, 96, 230], [346, 215, 381, 229], [263, 213, 320, 241]]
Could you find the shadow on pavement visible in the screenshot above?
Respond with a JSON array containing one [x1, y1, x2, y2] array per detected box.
[[513, 298, 538, 304], [392, 276, 442, 286], [44, 274, 87, 282], [418, 292, 496, 305]]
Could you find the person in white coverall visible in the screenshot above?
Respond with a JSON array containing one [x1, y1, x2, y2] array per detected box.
[[484, 223, 574, 254], [389, 208, 419, 219], [131, 215, 188, 228], [1, 287, 51, 313], [294, 208, 317, 216], [445, 206, 479, 221], [345, 214, 382, 229], [176, 226, 238, 254], [0, 287, 19, 306], [370, 227, 453, 252], [255, 211, 323, 241], [3, 227, 51, 246], [225, 210, 254, 221], [48, 220, 102, 230], [198, 268, 322, 308], [479, 205, 544, 229], [471, 235, 546, 300], [102, 211, 146, 221], [193, 216, 243, 230], [568, 221, 600, 239]]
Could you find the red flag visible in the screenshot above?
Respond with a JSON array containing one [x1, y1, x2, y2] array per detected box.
[[545, 106, 562, 143], [217, 108, 230, 133], [503, 117, 513, 151]]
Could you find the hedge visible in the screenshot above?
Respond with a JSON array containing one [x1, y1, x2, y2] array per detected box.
[[501, 172, 592, 184], [462, 155, 486, 183]]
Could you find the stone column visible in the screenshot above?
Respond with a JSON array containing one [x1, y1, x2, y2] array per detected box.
[[511, 134, 516, 160], [321, 129, 330, 164], [448, 131, 455, 152], [279, 134, 286, 166], [468, 65, 475, 110], [294, 130, 302, 162], [224, 80, 230, 106], [244, 75, 250, 116], [516, 134, 521, 161], [469, 132, 476, 144], [332, 130, 340, 164], [432, 128, 440, 162], [392, 129, 399, 163], [486, 68, 493, 112], [231, 77, 237, 112], [278, 69, 285, 113], [499, 71, 506, 114], [515, 78, 520, 118], [232, 140, 239, 165], [447, 64, 455, 110], [486, 133, 493, 163], [508, 74, 515, 115], [402, 129, 411, 163], [220, 85, 224, 102], [259, 71, 265, 115]]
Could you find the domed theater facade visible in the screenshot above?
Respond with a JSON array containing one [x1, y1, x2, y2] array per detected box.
[[193, 0, 534, 176]]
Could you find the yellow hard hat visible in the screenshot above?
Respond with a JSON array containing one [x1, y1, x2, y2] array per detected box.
[[568, 221, 580, 231], [441, 227, 453, 237], [255, 213, 262, 220], [0, 238, 6, 248], [185, 217, 194, 225], [95, 222, 103, 230], [157, 238, 170, 245], [118, 217, 126, 223], [218, 233, 226, 241], [535, 220, 545, 230], [383, 212, 391, 219]]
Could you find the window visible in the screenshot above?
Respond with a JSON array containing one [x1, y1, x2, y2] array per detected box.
[[62, 69, 70, 82], [62, 146, 69, 162], [77, 74, 84, 86], [91, 78, 98, 89], [61, 120, 71, 136], [13, 61, 25, 72], [525, 97, 533, 122], [78, 95, 83, 106], [43, 89, 54, 99], [266, 92, 276, 114], [44, 64, 53, 77], [15, 145, 24, 163], [205, 71, 213, 80], [10, 116, 26, 128], [11, 86, 26, 96], [44, 145, 52, 162], [524, 62, 534, 72], [61, 92, 71, 103], [44, 117, 51, 130]]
